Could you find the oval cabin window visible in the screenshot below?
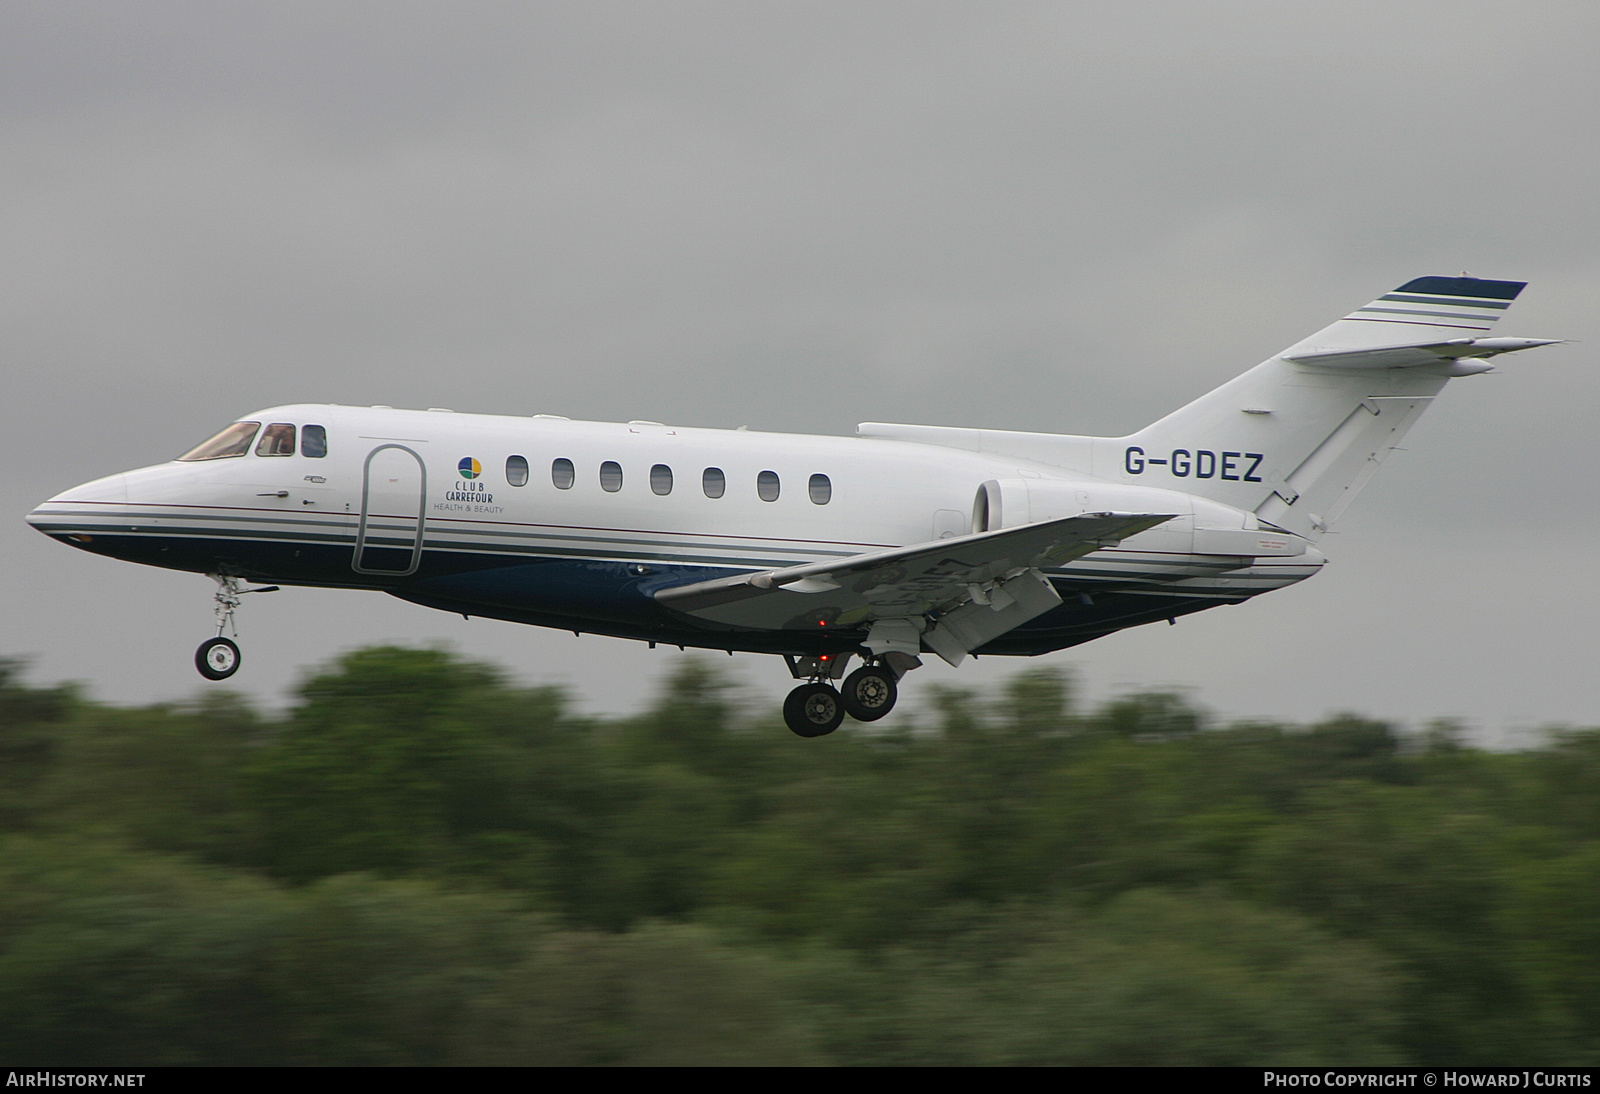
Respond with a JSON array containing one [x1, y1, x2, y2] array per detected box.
[[650, 464, 673, 496], [702, 467, 725, 498], [808, 473, 832, 505], [757, 470, 780, 502], [552, 458, 575, 489], [506, 455, 529, 487], [600, 461, 623, 492]]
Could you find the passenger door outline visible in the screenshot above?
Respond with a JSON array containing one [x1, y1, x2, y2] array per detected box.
[[353, 444, 427, 576]]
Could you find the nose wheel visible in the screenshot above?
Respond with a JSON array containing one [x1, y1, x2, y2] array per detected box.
[[196, 636, 241, 680], [194, 574, 276, 681]]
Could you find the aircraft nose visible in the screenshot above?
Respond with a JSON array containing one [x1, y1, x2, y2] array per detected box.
[[25, 473, 129, 538]]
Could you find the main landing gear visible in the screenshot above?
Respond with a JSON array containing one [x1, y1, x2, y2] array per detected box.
[[194, 575, 277, 681], [840, 665, 897, 722], [783, 683, 845, 738], [780, 656, 904, 738]]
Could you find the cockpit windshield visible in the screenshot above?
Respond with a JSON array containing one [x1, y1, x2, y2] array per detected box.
[[177, 422, 260, 461]]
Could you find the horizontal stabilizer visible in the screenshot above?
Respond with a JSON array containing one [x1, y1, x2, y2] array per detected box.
[[655, 511, 1174, 634], [1284, 337, 1562, 371]]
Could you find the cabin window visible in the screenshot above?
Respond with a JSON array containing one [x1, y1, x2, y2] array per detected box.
[[757, 470, 780, 502], [600, 461, 623, 492], [552, 458, 575, 489], [256, 423, 296, 456], [506, 454, 529, 487], [702, 467, 725, 498], [808, 473, 832, 505], [650, 464, 673, 496], [302, 425, 327, 458], [178, 421, 260, 461]]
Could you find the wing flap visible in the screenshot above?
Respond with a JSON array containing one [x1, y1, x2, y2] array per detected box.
[[921, 568, 1063, 666]]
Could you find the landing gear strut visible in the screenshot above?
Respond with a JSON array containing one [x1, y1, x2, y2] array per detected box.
[[193, 575, 276, 681]]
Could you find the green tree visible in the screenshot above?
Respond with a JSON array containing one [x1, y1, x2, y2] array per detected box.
[[248, 647, 516, 881], [35, 691, 262, 863], [0, 659, 78, 830], [1245, 782, 1549, 1062]]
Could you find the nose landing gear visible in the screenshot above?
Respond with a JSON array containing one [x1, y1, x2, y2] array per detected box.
[[194, 575, 277, 681]]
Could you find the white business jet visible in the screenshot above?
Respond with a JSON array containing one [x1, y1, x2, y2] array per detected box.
[[27, 276, 1558, 737]]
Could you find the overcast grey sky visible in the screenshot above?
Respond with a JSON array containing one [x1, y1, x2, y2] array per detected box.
[[4, 1, 1596, 738]]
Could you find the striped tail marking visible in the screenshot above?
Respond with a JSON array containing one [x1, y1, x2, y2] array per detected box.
[[1344, 275, 1525, 333]]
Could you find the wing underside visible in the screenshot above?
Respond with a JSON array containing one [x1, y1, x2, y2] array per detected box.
[[654, 511, 1174, 665]]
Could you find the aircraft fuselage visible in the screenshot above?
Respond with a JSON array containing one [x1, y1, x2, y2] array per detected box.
[[26, 403, 1321, 658]]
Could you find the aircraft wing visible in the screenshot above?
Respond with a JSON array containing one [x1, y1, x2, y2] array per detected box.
[[654, 512, 1173, 660]]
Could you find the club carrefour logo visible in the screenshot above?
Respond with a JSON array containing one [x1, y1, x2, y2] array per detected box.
[[444, 455, 495, 505]]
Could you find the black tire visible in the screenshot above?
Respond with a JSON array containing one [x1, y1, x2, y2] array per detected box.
[[783, 682, 844, 738], [195, 637, 241, 681], [840, 666, 897, 722]]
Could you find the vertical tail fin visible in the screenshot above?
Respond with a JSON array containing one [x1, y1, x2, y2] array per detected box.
[[1283, 274, 1527, 354], [1117, 276, 1550, 538]]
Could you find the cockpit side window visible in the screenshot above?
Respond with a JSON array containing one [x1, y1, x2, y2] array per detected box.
[[302, 425, 328, 458], [256, 423, 296, 456], [177, 421, 261, 461]]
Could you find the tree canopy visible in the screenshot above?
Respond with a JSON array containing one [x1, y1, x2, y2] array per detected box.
[[0, 649, 1594, 1065]]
